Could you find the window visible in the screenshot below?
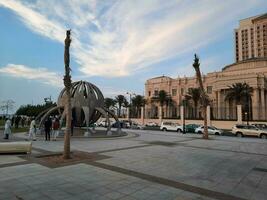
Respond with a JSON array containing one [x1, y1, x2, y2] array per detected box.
[[154, 90, 159, 96], [172, 89, 177, 96], [148, 91, 151, 96], [207, 86, 212, 94]]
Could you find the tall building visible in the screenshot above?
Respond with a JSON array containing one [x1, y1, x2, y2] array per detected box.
[[235, 13, 267, 62], [144, 13, 267, 121]]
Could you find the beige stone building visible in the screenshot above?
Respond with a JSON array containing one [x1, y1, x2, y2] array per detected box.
[[145, 13, 267, 121], [235, 13, 267, 62]]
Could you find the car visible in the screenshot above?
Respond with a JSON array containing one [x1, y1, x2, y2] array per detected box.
[[232, 124, 267, 139], [160, 121, 183, 132], [97, 120, 115, 127], [185, 124, 201, 133], [131, 122, 144, 129], [195, 126, 223, 135], [251, 123, 267, 130], [145, 122, 158, 127], [112, 121, 123, 128], [122, 120, 131, 128]]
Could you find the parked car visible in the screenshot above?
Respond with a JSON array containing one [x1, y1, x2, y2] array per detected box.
[[195, 126, 223, 135], [112, 121, 123, 128], [145, 122, 158, 127], [131, 122, 144, 129], [97, 120, 115, 127], [122, 120, 131, 128], [232, 124, 267, 138], [185, 124, 201, 133], [160, 121, 183, 132], [251, 123, 267, 130]]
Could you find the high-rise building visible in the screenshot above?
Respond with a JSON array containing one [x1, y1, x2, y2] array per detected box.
[[235, 13, 267, 62]]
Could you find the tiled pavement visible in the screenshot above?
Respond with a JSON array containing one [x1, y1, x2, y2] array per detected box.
[[0, 129, 267, 200]]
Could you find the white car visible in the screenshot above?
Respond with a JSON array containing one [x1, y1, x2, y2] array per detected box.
[[160, 121, 183, 132], [232, 124, 267, 138], [145, 122, 158, 127], [195, 126, 223, 135], [97, 120, 114, 127]]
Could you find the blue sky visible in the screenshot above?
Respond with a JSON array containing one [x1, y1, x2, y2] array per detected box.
[[0, 0, 266, 113]]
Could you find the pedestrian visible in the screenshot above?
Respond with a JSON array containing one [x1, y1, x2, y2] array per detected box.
[[44, 117, 52, 141], [15, 115, 20, 129], [52, 117, 60, 141], [28, 118, 37, 141], [4, 118, 12, 140]]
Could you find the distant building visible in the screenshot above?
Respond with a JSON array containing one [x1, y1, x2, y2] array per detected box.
[[235, 13, 267, 62], [144, 13, 267, 121]]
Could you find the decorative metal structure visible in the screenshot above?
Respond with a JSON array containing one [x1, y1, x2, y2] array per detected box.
[[37, 80, 120, 135]]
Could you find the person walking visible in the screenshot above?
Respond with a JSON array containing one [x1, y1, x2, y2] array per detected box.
[[4, 118, 12, 140], [28, 118, 37, 141], [52, 117, 60, 141], [44, 117, 52, 141]]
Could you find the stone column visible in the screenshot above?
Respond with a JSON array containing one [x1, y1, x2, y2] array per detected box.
[[252, 88, 259, 120], [126, 107, 130, 120], [159, 106, 162, 123], [217, 90, 221, 119], [237, 105, 242, 124], [226, 99, 230, 120], [206, 105, 211, 126], [141, 107, 144, 125], [180, 105, 184, 126], [261, 89, 265, 120]]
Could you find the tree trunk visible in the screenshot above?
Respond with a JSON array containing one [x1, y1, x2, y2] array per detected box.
[[63, 30, 72, 159], [193, 54, 209, 139]]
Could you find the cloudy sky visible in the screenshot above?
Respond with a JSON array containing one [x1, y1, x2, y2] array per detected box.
[[0, 0, 266, 113]]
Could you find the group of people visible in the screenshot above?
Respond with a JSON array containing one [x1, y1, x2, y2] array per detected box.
[[44, 117, 60, 141], [3, 116, 63, 141]]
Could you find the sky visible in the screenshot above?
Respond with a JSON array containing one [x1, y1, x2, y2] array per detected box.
[[0, 0, 266, 114]]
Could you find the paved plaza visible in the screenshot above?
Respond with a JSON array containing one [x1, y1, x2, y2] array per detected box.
[[0, 129, 267, 200]]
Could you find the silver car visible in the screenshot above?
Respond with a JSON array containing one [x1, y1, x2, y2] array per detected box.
[[195, 126, 223, 135]]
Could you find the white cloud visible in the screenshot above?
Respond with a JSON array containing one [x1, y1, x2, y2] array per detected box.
[[0, 0, 264, 77], [0, 64, 62, 87]]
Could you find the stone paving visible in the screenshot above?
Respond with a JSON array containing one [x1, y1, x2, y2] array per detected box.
[[0, 128, 267, 200]]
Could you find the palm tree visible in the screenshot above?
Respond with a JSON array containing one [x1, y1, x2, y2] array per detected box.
[[63, 30, 72, 159], [132, 95, 145, 118], [225, 82, 253, 120], [115, 95, 126, 117], [158, 90, 168, 118], [225, 83, 253, 104], [187, 88, 201, 118], [192, 54, 209, 139], [104, 98, 116, 110]]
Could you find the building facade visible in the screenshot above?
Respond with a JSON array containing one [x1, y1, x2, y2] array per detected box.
[[145, 13, 267, 121], [235, 13, 267, 62], [145, 58, 267, 121]]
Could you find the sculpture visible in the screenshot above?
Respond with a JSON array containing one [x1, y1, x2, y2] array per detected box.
[[37, 80, 120, 135]]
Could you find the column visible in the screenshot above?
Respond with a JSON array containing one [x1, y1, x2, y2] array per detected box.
[[217, 90, 221, 119], [226, 99, 230, 120], [180, 105, 184, 127], [159, 106, 162, 123], [237, 105, 242, 124], [141, 107, 144, 125], [206, 105, 211, 126], [126, 107, 130, 120], [261, 89, 265, 120], [252, 88, 259, 120]]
